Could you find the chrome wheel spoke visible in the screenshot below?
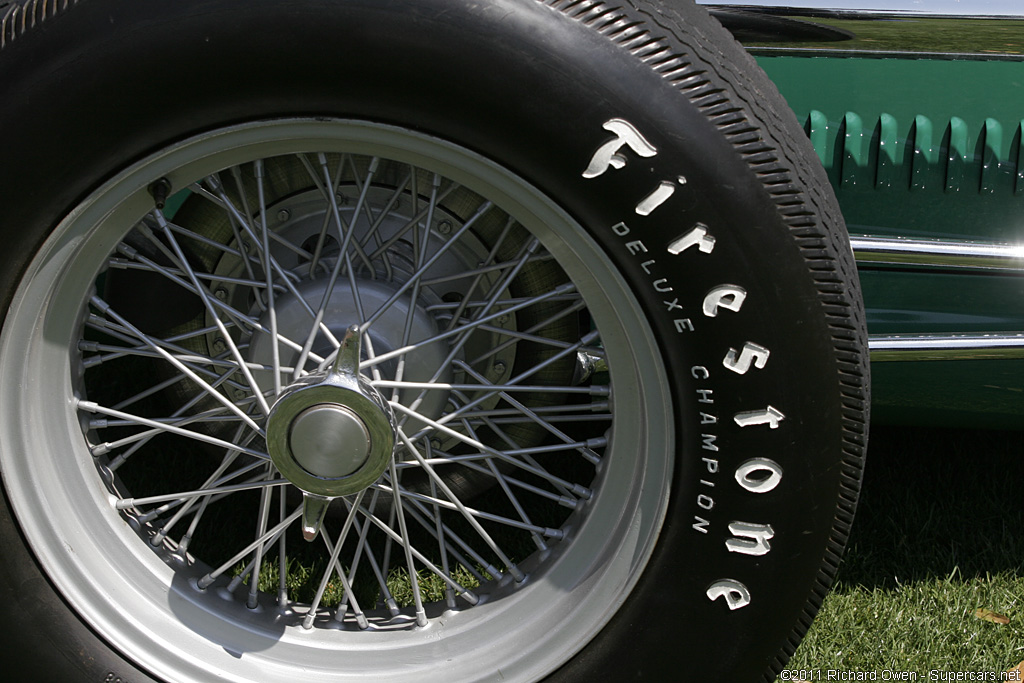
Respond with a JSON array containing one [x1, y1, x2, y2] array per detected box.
[[197, 505, 303, 590], [80, 148, 605, 625], [304, 490, 367, 629], [357, 282, 577, 372]]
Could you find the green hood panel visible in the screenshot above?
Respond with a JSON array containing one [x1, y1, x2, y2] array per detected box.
[[758, 54, 1024, 427], [757, 55, 1024, 241]]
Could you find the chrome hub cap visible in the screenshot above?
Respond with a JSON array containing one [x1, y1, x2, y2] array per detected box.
[[266, 325, 398, 539], [290, 405, 370, 479]]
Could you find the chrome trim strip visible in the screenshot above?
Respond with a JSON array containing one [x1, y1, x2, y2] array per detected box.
[[869, 333, 1024, 360], [852, 236, 1024, 271]]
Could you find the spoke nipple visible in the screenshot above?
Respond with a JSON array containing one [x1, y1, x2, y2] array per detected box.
[[302, 613, 316, 630], [148, 177, 172, 210], [386, 598, 400, 616], [572, 484, 593, 500], [357, 614, 371, 630], [197, 575, 216, 591], [149, 530, 167, 547], [557, 495, 578, 510], [90, 296, 111, 315], [247, 595, 260, 610], [333, 602, 349, 622], [178, 534, 192, 554], [116, 242, 138, 258], [460, 590, 480, 606], [137, 508, 162, 524], [415, 610, 428, 628]]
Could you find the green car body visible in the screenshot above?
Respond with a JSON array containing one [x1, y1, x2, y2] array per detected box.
[[704, 2, 1024, 428]]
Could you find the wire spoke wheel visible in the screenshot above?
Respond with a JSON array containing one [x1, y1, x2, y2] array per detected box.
[[0, 121, 672, 682], [0, 1, 869, 679]]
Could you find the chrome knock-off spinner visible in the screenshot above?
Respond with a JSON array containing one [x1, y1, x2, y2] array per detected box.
[[266, 325, 396, 540]]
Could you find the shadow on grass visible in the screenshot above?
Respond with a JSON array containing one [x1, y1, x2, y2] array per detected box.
[[839, 425, 1024, 590]]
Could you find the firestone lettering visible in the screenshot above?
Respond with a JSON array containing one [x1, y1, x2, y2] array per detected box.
[[584, 119, 786, 616]]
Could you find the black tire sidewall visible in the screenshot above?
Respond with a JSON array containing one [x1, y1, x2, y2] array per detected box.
[[0, 1, 863, 680]]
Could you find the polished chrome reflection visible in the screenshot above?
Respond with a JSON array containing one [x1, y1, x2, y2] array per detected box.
[[852, 236, 1024, 272], [870, 333, 1024, 360]]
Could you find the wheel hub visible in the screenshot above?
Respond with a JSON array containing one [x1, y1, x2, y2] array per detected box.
[[265, 325, 397, 539], [247, 275, 448, 402]]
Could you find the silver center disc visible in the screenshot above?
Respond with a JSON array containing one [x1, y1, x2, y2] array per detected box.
[[289, 404, 371, 478]]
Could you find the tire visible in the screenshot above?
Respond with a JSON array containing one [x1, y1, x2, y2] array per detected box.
[[0, 1, 867, 681]]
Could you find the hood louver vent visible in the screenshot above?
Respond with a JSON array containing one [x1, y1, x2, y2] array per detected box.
[[804, 110, 1024, 195]]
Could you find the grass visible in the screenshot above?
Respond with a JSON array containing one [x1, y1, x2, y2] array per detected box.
[[749, 17, 1024, 55], [783, 426, 1024, 676]]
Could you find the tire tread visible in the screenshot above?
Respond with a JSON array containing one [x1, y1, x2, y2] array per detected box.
[[0, 0, 77, 49], [537, 0, 869, 679]]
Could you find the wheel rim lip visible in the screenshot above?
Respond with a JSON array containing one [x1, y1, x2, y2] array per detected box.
[[0, 119, 673, 682]]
